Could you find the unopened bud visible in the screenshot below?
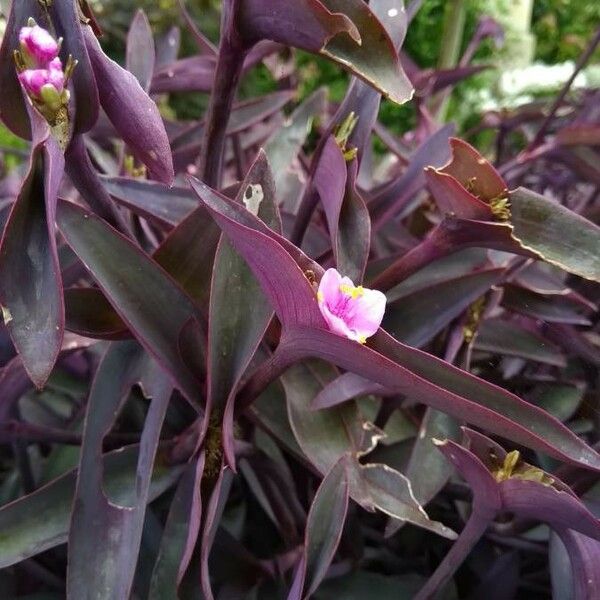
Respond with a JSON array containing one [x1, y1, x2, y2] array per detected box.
[[19, 23, 59, 68]]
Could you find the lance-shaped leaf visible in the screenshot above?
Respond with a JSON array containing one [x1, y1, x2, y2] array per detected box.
[[68, 342, 174, 599], [501, 283, 594, 326], [291, 457, 349, 600], [0, 0, 99, 137], [475, 319, 567, 367], [170, 89, 294, 160], [314, 137, 370, 282], [509, 187, 600, 283], [65, 287, 129, 340], [200, 462, 235, 600], [311, 371, 387, 410], [265, 88, 327, 208], [284, 363, 455, 539], [102, 177, 198, 228], [82, 26, 174, 184], [56, 199, 203, 407], [193, 181, 600, 472], [208, 152, 280, 467], [0, 445, 183, 569], [326, 0, 409, 163], [0, 109, 64, 388], [423, 142, 600, 282], [370, 124, 456, 227], [149, 454, 205, 599], [236, 0, 411, 103], [318, 0, 412, 104], [126, 9, 155, 92], [383, 267, 504, 348]]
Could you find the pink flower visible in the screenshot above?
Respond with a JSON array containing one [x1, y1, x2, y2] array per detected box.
[[18, 58, 65, 99], [317, 268, 386, 344], [19, 25, 59, 68]]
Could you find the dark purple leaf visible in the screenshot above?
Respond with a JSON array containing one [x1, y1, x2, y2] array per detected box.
[[82, 27, 174, 184], [284, 363, 455, 538], [68, 342, 174, 599], [149, 454, 205, 598], [102, 176, 198, 228], [126, 9, 155, 93], [384, 267, 504, 348], [0, 110, 64, 388], [56, 199, 203, 407], [64, 287, 129, 340], [192, 183, 600, 471], [475, 318, 567, 367], [209, 152, 280, 466], [0, 444, 183, 568], [509, 187, 600, 283], [296, 456, 349, 599]]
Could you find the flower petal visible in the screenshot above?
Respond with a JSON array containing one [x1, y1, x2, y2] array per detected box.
[[347, 289, 387, 338]]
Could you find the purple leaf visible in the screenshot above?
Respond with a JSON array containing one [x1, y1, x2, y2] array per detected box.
[[102, 176, 198, 228], [208, 152, 281, 466], [126, 9, 156, 93], [192, 183, 600, 471], [296, 456, 350, 599], [475, 318, 567, 367], [370, 123, 455, 228], [56, 199, 203, 407], [82, 26, 174, 184], [284, 362, 456, 538], [64, 287, 129, 340], [0, 109, 64, 388], [0, 444, 183, 568], [68, 342, 174, 599], [383, 267, 504, 348], [149, 455, 205, 598]]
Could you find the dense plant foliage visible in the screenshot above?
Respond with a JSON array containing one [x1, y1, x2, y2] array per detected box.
[[0, 1, 599, 598]]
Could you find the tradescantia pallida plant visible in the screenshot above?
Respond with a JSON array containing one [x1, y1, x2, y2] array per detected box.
[[0, 0, 599, 597]]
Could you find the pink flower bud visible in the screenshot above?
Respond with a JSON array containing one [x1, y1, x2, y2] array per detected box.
[[317, 268, 386, 344], [18, 69, 50, 97], [18, 60, 65, 100], [19, 25, 59, 68]]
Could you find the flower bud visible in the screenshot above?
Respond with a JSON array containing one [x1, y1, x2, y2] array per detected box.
[[19, 24, 60, 68], [18, 57, 65, 101]]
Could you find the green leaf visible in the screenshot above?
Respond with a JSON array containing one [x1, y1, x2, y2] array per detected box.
[[509, 187, 600, 283], [0, 446, 183, 569]]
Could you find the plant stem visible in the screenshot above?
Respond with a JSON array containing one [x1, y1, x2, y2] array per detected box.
[[528, 26, 600, 149], [432, 0, 467, 121], [198, 0, 247, 188]]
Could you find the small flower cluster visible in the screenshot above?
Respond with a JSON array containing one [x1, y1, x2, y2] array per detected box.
[[14, 20, 74, 120]]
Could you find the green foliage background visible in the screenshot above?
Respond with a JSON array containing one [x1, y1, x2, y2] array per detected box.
[[1, 0, 599, 158]]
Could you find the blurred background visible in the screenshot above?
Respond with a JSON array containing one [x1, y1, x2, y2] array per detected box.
[[1, 0, 599, 164]]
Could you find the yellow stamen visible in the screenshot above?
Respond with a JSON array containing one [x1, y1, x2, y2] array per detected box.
[[317, 291, 324, 302], [357, 335, 367, 344], [339, 284, 364, 299]]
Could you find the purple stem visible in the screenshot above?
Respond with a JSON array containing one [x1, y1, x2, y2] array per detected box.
[[65, 135, 134, 236], [414, 511, 490, 600], [198, 0, 248, 187], [528, 27, 600, 150]]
